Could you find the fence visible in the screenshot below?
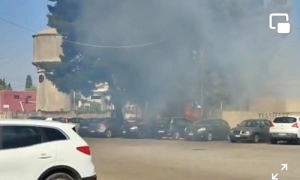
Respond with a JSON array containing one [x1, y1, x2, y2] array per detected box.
[[0, 110, 112, 119]]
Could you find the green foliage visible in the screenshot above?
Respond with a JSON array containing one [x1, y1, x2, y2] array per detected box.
[[27, 86, 37, 91], [25, 75, 33, 90], [0, 79, 12, 90], [77, 101, 102, 113]]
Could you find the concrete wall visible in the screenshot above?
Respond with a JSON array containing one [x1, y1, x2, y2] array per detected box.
[[33, 29, 71, 111], [33, 29, 62, 63], [219, 111, 300, 128], [36, 70, 71, 111]]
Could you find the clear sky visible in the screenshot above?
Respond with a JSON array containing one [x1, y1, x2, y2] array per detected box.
[[0, 0, 299, 90], [0, 0, 48, 90]]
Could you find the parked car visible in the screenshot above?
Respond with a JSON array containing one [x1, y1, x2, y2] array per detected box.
[[229, 119, 272, 143], [27, 116, 46, 120], [269, 115, 300, 144], [78, 119, 91, 137], [185, 119, 230, 141], [54, 117, 82, 132], [154, 117, 192, 140], [86, 118, 123, 138], [122, 118, 155, 139], [0, 119, 97, 180]]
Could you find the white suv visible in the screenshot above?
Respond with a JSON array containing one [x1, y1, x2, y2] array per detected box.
[[0, 119, 97, 180], [269, 115, 300, 144]]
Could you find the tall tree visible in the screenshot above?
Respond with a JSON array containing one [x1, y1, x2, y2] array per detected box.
[[25, 75, 33, 90], [0, 78, 12, 90]]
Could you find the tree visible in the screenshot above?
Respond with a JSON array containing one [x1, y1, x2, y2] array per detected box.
[[43, 0, 290, 117], [0, 78, 12, 90], [25, 75, 33, 90]]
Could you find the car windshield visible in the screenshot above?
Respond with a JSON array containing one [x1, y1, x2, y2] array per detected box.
[[238, 120, 259, 127], [80, 119, 90, 126], [89, 118, 106, 123], [159, 118, 172, 124], [194, 120, 213, 126], [273, 117, 297, 123]]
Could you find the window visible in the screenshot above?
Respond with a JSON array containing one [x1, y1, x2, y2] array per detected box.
[[220, 120, 229, 127], [42, 127, 67, 141], [38, 75, 45, 83], [273, 117, 296, 123], [2, 126, 42, 150], [27, 96, 32, 99], [14, 95, 20, 99]]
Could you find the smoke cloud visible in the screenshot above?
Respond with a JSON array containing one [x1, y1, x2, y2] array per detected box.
[[71, 0, 298, 116]]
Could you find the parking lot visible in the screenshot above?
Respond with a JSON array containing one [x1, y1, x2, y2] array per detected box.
[[87, 138, 300, 180]]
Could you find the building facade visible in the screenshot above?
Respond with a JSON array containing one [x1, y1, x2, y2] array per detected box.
[[0, 91, 36, 112]]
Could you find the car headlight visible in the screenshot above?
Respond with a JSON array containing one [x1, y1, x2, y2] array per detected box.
[[243, 131, 250, 134], [130, 126, 138, 130], [197, 128, 206, 132]]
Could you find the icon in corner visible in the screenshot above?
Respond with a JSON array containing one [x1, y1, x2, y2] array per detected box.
[[271, 173, 278, 180], [269, 13, 290, 34]]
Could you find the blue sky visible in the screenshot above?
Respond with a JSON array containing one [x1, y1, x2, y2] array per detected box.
[[0, 0, 299, 90], [0, 0, 48, 90]]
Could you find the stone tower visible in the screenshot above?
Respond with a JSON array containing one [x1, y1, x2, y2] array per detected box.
[[32, 28, 71, 111]]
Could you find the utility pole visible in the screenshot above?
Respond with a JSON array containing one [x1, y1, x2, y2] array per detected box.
[[199, 37, 206, 116]]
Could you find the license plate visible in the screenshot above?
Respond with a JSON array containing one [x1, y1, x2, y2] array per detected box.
[[278, 133, 286, 136], [235, 135, 240, 137], [123, 131, 126, 133], [158, 130, 164, 133], [90, 130, 95, 133], [189, 133, 193, 135]]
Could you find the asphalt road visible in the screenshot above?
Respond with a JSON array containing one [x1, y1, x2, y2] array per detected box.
[[86, 138, 300, 180]]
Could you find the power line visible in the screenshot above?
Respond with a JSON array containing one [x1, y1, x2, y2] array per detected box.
[[0, 16, 166, 48]]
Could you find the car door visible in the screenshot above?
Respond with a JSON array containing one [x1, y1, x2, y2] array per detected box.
[[220, 120, 231, 139], [262, 120, 272, 140], [0, 125, 56, 180], [211, 120, 223, 140]]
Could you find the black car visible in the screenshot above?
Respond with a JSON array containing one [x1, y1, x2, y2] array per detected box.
[[154, 117, 192, 140], [27, 116, 46, 120], [78, 119, 91, 137], [85, 117, 123, 138], [229, 119, 271, 143], [185, 119, 230, 141], [122, 118, 155, 139]]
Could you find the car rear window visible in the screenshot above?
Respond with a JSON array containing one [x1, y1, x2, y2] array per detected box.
[[89, 118, 105, 123], [42, 127, 67, 141], [273, 117, 297, 123]]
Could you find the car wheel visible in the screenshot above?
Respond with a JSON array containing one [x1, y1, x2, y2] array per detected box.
[[230, 139, 236, 143], [137, 130, 147, 139], [270, 139, 277, 144], [206, 132, 213, 141], [252, 134, 260, 143], [155, 134, 162, 140], [104, 129, 113, 138], [173, 132, 180, 140], [45, 172, 74, 180]]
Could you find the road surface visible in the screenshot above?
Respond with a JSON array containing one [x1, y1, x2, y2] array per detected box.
[[86, 138, 300, 180]]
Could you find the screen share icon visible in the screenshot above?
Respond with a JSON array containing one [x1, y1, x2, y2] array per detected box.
[[269, 13, 290, 34]]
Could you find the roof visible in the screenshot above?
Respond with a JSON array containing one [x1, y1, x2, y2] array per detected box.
[[0, 119, 75, 128], [32, 28, 60, 37]]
